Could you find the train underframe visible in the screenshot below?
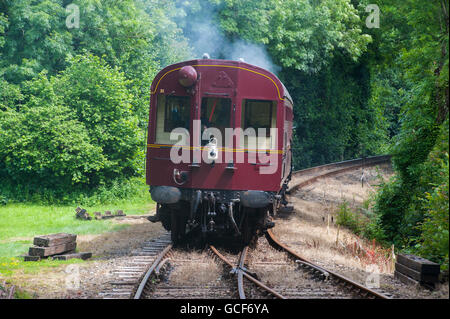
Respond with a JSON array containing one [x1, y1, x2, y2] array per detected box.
[[149, 187, 290, 245]]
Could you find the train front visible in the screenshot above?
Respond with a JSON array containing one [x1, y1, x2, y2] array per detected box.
[[146, 58, 293, 244]]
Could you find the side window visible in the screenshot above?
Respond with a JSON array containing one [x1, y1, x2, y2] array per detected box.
[[155, 95, 190, 144], [241, 99, 277, 149], [242, 100, 276, 132]]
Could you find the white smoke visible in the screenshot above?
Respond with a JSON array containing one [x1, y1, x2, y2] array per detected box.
[[190, 21, 224, 60], [224, 40, 281, 74], [184, 8, 280, 74]]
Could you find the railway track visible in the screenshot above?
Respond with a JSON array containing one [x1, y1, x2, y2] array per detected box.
[[132, 230, 391, 299], [99, 233, 172, 299], [133, 244, 283, 299], [263, 230, 392, 299], [135, 245, 235, 299], [288, 155, 391, 193], [242, 236, 359, 299], [101, 155, 392, 299]]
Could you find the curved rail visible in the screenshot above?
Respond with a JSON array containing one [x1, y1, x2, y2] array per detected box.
[[237, 247, 247, 299], [132, 156, 391, 299], [209, 245, 285, 299], [293, 155, 391, 176], [265, 229, 390, 299], [133, 244, 173, 299], [288, 155, 391, 193]]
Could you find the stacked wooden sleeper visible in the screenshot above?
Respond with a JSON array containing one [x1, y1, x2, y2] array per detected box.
[[76, 207, 126, 220], [394, 254, 440, 289], [23, 233, 91, 261]]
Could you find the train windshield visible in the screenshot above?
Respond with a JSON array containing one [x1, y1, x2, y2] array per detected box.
[[155, 94, 190, 144], [241, 99, 277, 149], [200, 97, 231, 142]]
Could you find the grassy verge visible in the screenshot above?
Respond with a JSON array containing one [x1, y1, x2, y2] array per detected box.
[[0, 176, 156, 256], [0, 179, 155, 295], [0, 257, 86, 298], [0, 200, 155, 257]]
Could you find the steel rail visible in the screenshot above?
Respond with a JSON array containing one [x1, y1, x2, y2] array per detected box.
[[155, 258, 171, 276], [237, 246, 248, 299], [265, 229, 390, 299], [133, 244, 173, 299], [131, 156, 390, 299], [288, 155, 391, 193], [292, 155, 391, 176], [209, 245, 286, 299]]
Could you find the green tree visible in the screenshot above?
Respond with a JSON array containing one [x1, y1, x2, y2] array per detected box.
[[369, 0, 449, 270], [0, 0, 73, 82], [268, 0, 371, 73], [54, 54, 143, 183], [0, 73, 104, 193], [0, 53, 143, 199], [0, 0, 196, 201], [417, 151, 449, 270]]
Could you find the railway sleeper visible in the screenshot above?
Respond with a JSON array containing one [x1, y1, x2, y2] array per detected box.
[[295, 260, 330, 281]]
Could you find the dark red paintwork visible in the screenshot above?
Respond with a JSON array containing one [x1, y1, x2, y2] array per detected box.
[[146, 59, 293, 192]]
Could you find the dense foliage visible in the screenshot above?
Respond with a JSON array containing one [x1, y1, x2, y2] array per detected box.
[[175, 0, 382, 167], [0, 0, 448, 267], [0, 0, 189, 201], [366, 0, 449, 269]]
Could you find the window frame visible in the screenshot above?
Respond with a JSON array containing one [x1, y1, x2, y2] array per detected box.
[[200, 97, 232, 129], [242, 99, 276, 137], [163, 95, 191, 133], [154, 94, 191, 145]]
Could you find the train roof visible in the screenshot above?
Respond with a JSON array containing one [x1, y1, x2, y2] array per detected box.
[[154, 58, 293, 106]]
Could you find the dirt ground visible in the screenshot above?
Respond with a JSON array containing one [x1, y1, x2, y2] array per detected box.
[[273, 163, 449, 299]]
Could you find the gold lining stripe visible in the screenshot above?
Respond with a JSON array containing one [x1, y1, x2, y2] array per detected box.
[[147, 144, 284, 154], [150, 64, 285, 101]]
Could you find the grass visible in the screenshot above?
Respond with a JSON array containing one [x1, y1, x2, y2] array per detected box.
[[0, 197, 156, 297], [0, 256, 87, 298], [0, 256, 84, 277], [0, 199, 155, 257], [0, 178, 156, 298]]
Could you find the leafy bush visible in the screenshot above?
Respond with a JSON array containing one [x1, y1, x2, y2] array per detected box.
[[70, 177, 150, 207], [54, 54, 143, 184], [0, 177, 149, 206], [0, 73, 105, 191], [0, 54, 144, 199], [336, 201, 368, 235], [371, 175, 409, 245], [412, 125, 449, 270], [415, 158, 449, 270], [0, 194, 8, 206], [336, 201, 354, 227], [371, 121, 449, 268]]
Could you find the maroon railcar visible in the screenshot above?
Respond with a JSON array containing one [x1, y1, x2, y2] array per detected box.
[[146, 58, 293, 244]]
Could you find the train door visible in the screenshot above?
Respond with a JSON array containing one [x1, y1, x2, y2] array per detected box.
[[195, 95, 235, 164]]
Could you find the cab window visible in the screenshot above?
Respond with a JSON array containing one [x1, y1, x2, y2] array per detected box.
[[201, 97, 231, 139]]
